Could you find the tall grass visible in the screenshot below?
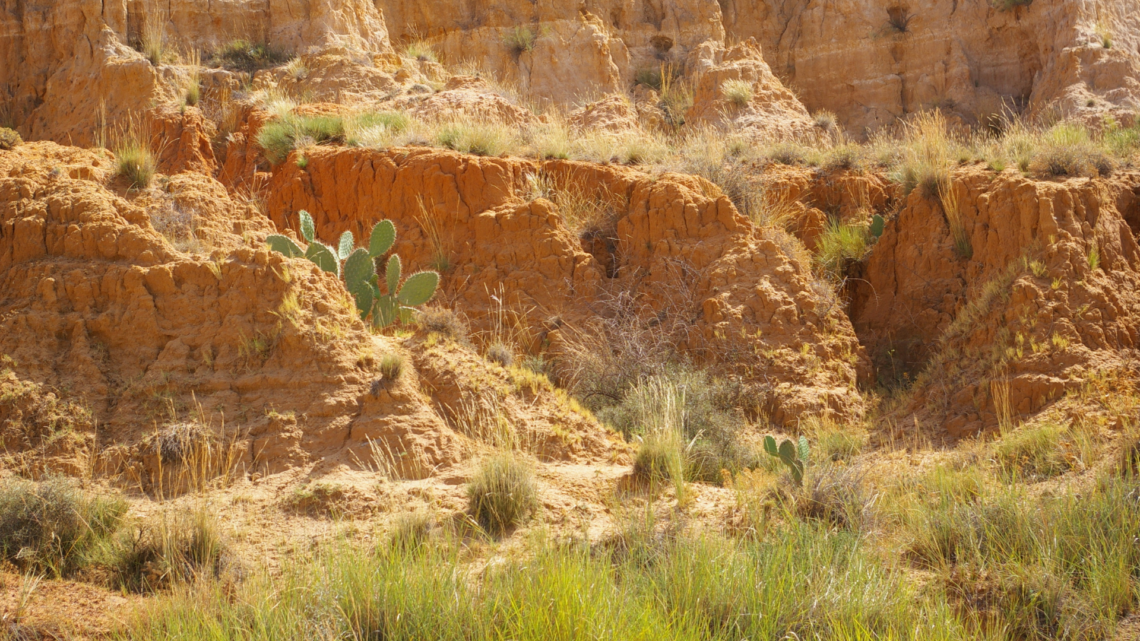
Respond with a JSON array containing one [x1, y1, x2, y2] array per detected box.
[[124, 521, 968, 640], [115, 115, 158, 189]]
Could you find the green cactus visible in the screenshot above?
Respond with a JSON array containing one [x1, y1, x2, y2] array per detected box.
[[266, 211, 439, 329], [763, 435, 810, 486], [869, 214, 885, 239]]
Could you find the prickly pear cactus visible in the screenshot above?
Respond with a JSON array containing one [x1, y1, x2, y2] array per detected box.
[[763, 435, 810, 486], [266, 212, 439, 329]]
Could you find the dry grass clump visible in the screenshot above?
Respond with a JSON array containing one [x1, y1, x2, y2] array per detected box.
[[720, 79, 754, 107], [0, 477, 126, 577], [208, 40, 288, 73], [378, 353, 405, 382], [0, 126, 22, 150], [114, 116, 158, 189], [503, 26, 537, 54], [105, 508, 228, 592], [1028, 122, 1114, 178], [485, 342, 513, 368], [403, 40, 438, 63], [436, 121, 517, 157], [138, 12, 168, 65], [467, 453, 538, 535], [416, 306, 471, 344]]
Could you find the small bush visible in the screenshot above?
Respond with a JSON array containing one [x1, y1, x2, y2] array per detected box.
[[1029, 123, 1114, 178], [467, 453, 538, 535], [992, 0, 1032, 9], [388, 511, 435, 552], [814, 110, 838, 134], [106, 508, 227, 592], [766, 143, 806, 166], [814, 220, 870, 279], [787, 464, 868, 530], [345, 111, 410, 148], [139, 12, 167, 65], [403, 41, 437, 63], [209, 40, 287, 73], [0, 477, 126, 576], [115, 126, 158, 189], [417, 307, 470, 343], [379, 353, 405, 382], [257, 114, 346, 164], [503, 26, 537, 54], [721, 79, 753, 107], [436, 122, 514, 157], [0, 126, 22, 150], [486, 342, 513, 368]]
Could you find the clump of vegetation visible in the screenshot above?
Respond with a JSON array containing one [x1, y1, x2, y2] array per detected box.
[[467, 453, 538, 535], [815, 220, 870, 279], [256, 113, 346, 164], [436, 122, 516, 157], [0, 126, 22, 150], [762, 435, 810, 486], [416, 307, 471, 344], [503, 26, 537, 54], [1028, 122, 1114, 178], [114, 118, 158, 189], [721, 79, 754, 107], [379, 353, 405, 382], [105, 508, 227, 592], [138, 12, 168, 65], [486, 342, 513, 368], [993, 0, 1033, 9], [266, 212, 440, 329], [209, 40, 288, 73], [814, 110, 838, 134], [0, 477, 126, 576], [403, 40, 438, 63]]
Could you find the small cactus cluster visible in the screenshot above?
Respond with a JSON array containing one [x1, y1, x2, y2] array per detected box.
[[764, 435, 810, 486], [266, 211, 439, 328]]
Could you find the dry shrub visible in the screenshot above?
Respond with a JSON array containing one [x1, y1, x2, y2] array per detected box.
[[0, 477, 126, 576], [0, 127, 21, 150], [416, 306, 472, 345], [467, 453, 538, 535], [106, 508, 228, 592]]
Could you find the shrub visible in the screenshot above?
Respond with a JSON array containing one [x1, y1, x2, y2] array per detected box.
[[787, 464, 868, 530], [106, 508, 227, 592], [257, 114, 346, 164], [416, 307, 471, 344], [992, 0, 1032, 9], [721, 79, 753, 107], [209, 40, 287, 72], [814, 110, 838, 134], [467, 453, 538, 535], [0, 477, 126, 576], [486, 342, 513, 368], [184, 49, 201, 106], [765, 143, 806, 166], [1029, 123, 1114, 178], [0, 126, 22, 150], [503, 26, 537, 54], [634, 67, 663, 91]]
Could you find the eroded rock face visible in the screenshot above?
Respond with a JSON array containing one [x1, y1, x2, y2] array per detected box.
[[850, 169, 1140, 435], [264, 147, 867, 424], [723, 0, 1140, 134], [0, 0, 391, 141], [0, 142, 617, 483]]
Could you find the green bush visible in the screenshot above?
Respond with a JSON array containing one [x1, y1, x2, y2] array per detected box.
[[503, 26, 537, 54], [1029, 123, 1114, 178], [0, 477, 126, 576], [467, 453, 538, 535], [256, 114, 346, 165], [814, 220, 870, 279], [116, 135, 157, 189]]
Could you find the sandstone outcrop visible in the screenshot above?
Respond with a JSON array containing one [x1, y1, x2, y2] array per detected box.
[[263, 146, 867, 424], [0, 142, 617, 484], [850, 169, 1140, 435], [723, 0, 1140, 134]]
